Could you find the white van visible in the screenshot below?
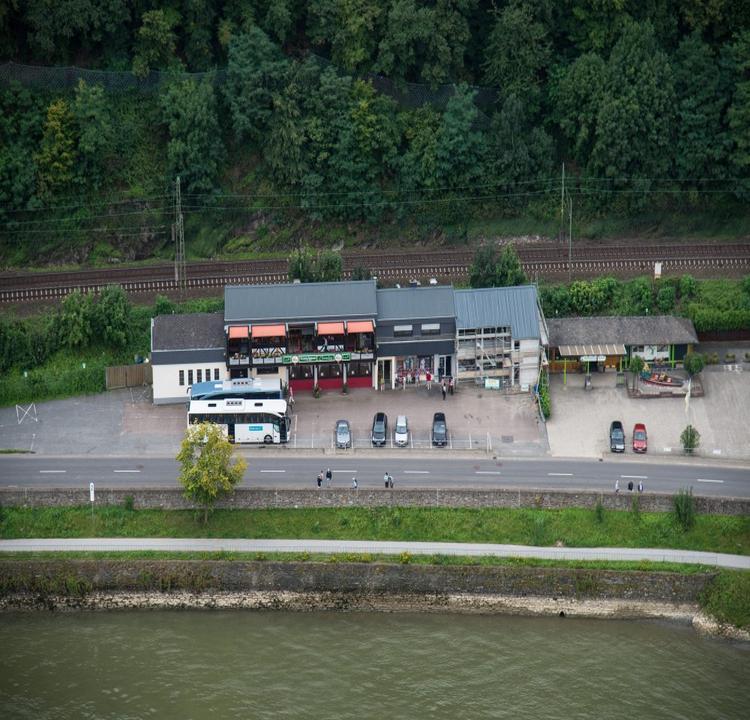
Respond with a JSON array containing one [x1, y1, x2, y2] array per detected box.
[[394, 415, 409, 447]]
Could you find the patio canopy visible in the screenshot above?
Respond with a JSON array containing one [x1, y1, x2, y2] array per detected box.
[[558, 343, 626, 357], [346, 320, 375, 333], [317, 321, 345, 335], [227, 325, 249, 339], [251, 324, 286, 338]]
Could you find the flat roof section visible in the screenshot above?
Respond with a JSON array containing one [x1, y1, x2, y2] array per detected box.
[[376, 286, 456, 321], [455, 285, 540, 339], [152, 312, 225, 351], [225, 280, 378, 323], [547, 316, 699, 347]]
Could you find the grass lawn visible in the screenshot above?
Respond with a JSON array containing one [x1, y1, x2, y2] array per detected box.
[[1, 506, 748, 555]]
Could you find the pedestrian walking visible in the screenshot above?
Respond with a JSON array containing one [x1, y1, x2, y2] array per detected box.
[[615, 479, 620, 494], [638, 480, 644, 493], [317, 471, 323, 488], [325, 467, 332, 487], [441, 381, 447, 400], [288, 386, 295, 408], [426, 371, 432, 390], [384, 471, 390, 488], [351, 477, 358, 490], [448, 377, 454, 395], [627, 480, 634, 492]]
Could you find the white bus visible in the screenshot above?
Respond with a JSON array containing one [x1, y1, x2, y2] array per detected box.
[[187, 398, 291, 444]]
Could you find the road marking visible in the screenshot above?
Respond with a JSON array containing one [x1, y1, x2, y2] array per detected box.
[[697, 478, 724, 484], [332, 469, 357, 473], [404, 470, 430, 474], [260, 469, 286, 473], [547, 473, 573, 477], [113, 470, 141, 473], [39, 470, 66, 473], [621, 475, 647, 479], [475, 471, 502, 475]]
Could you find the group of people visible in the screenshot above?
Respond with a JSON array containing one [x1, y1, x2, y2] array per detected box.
[[316, 468, 394, 489], [614, 479, 644, 493], [399, 373, 455, 399]]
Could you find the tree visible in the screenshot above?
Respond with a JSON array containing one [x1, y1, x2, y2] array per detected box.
[[288, 247, 343, 283], [727, 30, 750, 183], [35, 98, 77, 196], [351, 265, 371, 280], [72, 80, 114, 190], [177, 422, 247, 524], [683, 352, 705, 377], [132, 9, 181, 78], [316, 249, 343, 282], [469, 245, 498, 288], [680, 425, 701, 454], [496, 244, 527, 286], [58, 290, 95, 349], [656, 284, 676, 313], [628, 354, 645, 391], [94, 285, 131, 348], [161, 77, 224, 194]]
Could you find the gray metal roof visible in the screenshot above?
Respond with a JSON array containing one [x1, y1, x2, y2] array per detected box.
[[376, 286, 456, 321], [151, 313, 225, 351], [454, 285, 541, 339], [546, 316, 699, 347], [225, 280, 378, 323]]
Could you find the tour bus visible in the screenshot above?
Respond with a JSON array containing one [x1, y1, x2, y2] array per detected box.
[[187, 398, 291, 444], [189, 377, 283, 401]]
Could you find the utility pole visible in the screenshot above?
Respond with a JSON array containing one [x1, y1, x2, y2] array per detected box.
[[560, 162, 565, 243], [568, 192, 573, 282], [173, 176, 186, 296]]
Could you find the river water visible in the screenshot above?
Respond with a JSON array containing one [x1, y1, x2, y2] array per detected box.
[[1, 611, 748, 719]]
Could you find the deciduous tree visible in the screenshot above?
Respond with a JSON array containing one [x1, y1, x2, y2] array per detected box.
[[132, 9, 181, 78], [72, 80, 114, 190], [35, 98, 77, 197]]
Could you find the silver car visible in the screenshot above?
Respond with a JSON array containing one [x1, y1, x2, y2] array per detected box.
[[335, 419, 351, 449], [394, 415, 409, 446]]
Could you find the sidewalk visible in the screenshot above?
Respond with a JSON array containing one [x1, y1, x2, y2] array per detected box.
[[1, 538, 747, 569]]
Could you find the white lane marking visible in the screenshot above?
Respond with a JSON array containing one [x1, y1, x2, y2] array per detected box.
[[697, 478, 724, 484], [332, 469, 357, 473], [114, 470, 141, 473], [621, 475, 647, 479], [260, 469, 286, 473], [547, 473, 573, 477], [475, 471, 502, 475], [39, 470, 66, 473], [404, 470, 430, 474]]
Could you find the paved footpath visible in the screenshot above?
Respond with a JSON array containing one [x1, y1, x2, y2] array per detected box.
[[1, 538, 748, 569]]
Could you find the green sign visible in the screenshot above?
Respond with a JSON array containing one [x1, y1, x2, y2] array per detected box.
[[282, 352, 352, 364]]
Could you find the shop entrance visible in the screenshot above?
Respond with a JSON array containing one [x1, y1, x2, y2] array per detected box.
[[378, 359, 392, 389], [438, 355, 453, 379]]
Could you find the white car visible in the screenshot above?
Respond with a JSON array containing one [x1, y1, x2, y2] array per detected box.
[[394, 415, 409, 447]]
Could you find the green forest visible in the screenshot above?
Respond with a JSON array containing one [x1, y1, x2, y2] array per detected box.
[[1, 1, 749, 266]]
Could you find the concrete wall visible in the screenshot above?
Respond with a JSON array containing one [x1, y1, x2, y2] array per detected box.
[[2, 487, 747, 515], [152, 363, 228, 405], [0, 560, 714, 604]]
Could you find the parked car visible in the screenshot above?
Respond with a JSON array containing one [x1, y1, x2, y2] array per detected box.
[[609, 420, 625, 453], [432, 412, 448, 446], [632, 423, 648, 453], [335, 419, 351, 449], [371, 412, 388, 447], [394, 415, 409, 446]]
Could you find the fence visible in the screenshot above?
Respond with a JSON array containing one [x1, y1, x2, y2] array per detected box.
[[105, 363, 152, 390]]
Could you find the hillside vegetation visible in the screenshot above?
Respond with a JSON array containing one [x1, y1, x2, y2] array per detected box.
[[1, 1, 749, 266]]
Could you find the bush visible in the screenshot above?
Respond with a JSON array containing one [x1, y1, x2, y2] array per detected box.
[[537, 370, 551, 419], [399, 551, 412, 564], [594, 501, 605, 524], [679, 274, 697, 300], [724, 353, 736, 363], [680, 425, 700, 453], [673, 488, 695, 531], [123, 496, 135, 512], [656, 284, 676, 312]]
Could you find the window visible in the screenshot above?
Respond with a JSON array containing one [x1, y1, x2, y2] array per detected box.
[[206, 368, 211, 381], [256, 366, 278, 375], [393, 325, 413, 337], [421, 323, 441, 335], [196, 369, 202, 383], [514, 340, 520, 351], [187, 369, 193, 386], [179, 370, 185, 386], [214, 368, 220, 380]]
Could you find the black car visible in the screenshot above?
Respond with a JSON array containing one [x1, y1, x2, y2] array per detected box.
[[609, 420, 625, 453], [432, 412, 448, 446], [371, 412, 388, 447]]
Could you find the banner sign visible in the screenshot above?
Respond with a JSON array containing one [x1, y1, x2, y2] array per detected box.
[[282, 352, 351, 364]]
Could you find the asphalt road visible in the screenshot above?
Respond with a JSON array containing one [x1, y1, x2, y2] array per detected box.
[[0, 455, 747, 497]]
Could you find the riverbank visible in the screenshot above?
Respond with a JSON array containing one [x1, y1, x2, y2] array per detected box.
[[1, 559, 747, 642]]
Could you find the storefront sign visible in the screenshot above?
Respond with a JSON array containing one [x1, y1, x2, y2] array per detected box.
[[580, 355, 606, 362], [282, 352, 351, 364], [484, 378, 501, 390]]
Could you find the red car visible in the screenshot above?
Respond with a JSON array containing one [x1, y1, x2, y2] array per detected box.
[[632, 423, 648, 453]]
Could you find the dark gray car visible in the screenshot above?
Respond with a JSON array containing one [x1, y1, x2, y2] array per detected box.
[[609, 420, 625, 452], [432, 412, 447, 446], [371, 412, 388, 446], [335, 419, 351, 449]]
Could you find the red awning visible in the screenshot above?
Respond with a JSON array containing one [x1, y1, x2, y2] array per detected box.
[[251, 324, 286, 338], [317, 322, 345, 335], [347, 320, 374, 333], [228, 326, 249, 339]]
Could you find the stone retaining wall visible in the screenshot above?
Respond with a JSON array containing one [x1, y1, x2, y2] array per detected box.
[[1, 487, 747, 515]]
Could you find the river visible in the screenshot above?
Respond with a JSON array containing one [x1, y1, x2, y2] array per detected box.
[[1, 611, 748, 719]]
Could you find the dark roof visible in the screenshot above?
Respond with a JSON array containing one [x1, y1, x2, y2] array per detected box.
[[454, 285, 540, 339], [376, 286, 456, 321], [546, 316, 699, 347], [151, 313, 225, 351], [225, 280, 377, 323]]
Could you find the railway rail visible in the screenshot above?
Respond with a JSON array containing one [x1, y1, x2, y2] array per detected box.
[[1, 243, 749, 303]]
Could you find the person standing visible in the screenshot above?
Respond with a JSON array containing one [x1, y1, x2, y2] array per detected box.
[[352, 477, 358, 490], [441, 381, 447, 400], [638, 480, 644, 493], [325, 468, 332, 487], [317, 471, 323, 488], [627, 480, 634, 492], [384, 471, 390, 488], [449, 377, 454, 395], [615, 479, 620, 494], [426, 371, 432, 390]]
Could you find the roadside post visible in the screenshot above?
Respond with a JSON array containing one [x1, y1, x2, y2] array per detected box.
[[89, 482, 95, 523]]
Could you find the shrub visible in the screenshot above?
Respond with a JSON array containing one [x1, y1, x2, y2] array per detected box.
[[724, 353, 736, 363], [673, 488, 695, 531], [537, 369, 551, 419], [594, 501, 605, 524], [123, 495, 135, 512], [683, 352, 705, 377], [679, 274, 697, 300], [680, 425, 700, 453], [399, 551, 412, 564], [745, 352, 750, 362], [656, 284, 676, 313]]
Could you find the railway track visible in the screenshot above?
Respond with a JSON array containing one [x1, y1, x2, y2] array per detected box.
[[1, 243, 749, 303]]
